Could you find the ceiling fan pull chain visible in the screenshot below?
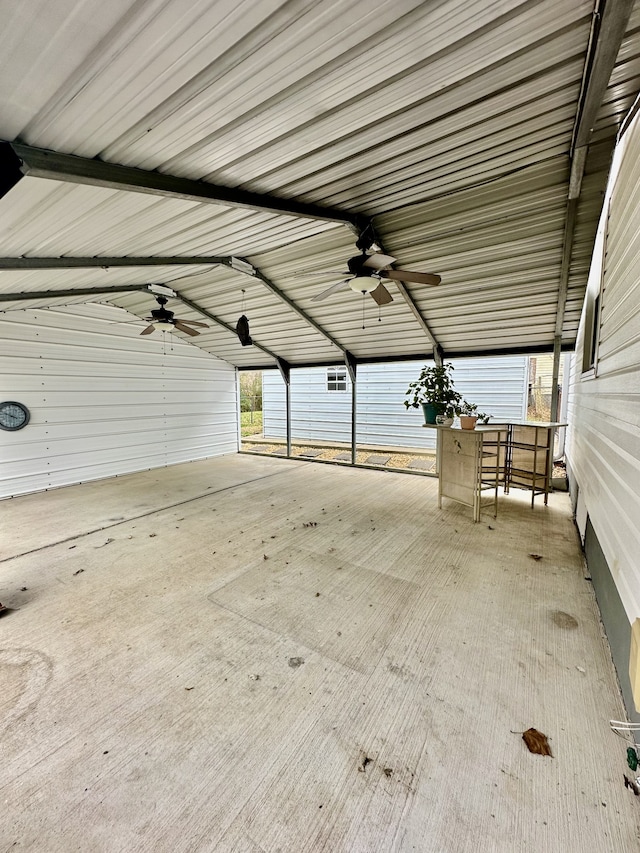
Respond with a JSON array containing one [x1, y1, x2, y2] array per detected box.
[[362, 292, 366, 329]]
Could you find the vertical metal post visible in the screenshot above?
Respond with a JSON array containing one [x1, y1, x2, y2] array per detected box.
[[276, 358, 291, 458], [550, 335, 562, 423], [285, 382, 292, 457], [549, 335, 562, 492], [345, 351, 358, 466]]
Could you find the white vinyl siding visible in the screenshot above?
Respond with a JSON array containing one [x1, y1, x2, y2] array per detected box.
[[0, 304, 238, 498], [566, 114, 640, 622], [263, 357, 528, 450]]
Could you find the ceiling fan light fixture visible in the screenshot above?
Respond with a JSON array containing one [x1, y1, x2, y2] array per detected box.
[[153, 320, 175, 331], [348, 275, 379, 294]]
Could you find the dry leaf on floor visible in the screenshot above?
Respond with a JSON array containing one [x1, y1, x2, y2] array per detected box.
[[522, 727, 553, 756], [529, 554, 543, 561]]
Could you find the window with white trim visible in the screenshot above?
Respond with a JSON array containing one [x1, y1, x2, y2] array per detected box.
[[327, 366, 347, 392]]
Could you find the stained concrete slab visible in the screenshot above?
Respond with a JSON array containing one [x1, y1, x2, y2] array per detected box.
[[0, 457, 637, 852]]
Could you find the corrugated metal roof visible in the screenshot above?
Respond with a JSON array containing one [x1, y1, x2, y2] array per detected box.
[[1, 0, 639, 368]]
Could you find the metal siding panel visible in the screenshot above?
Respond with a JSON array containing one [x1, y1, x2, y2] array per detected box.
[[0, 305, 238, 497], [567, 112, 640, 622]]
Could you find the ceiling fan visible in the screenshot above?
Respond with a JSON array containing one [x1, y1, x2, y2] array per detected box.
[[140, 296, 208, 337], [310, 251, 441, 305]]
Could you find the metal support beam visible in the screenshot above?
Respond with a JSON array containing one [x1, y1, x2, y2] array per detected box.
[[0, 255, 237, 270], [0, 284, 150, 301], [553, 0, 633, 369], [231, 256, 349, 358], [344, 350, 357, 385], [350, 359, 358, 466], [276, 357, 292, 458], [572, 0, 636, 153], [0, 253, 349, 362], [0, 283, 283, 364], [554, 198, 579, 344], [364, 228, 443, 357], [343, 350, 358, 465], [386, 280, 441, 355], [0, 143, 23, 201], [550, 334, 563, 424], [171, 292, 280, 362], [6, 142, 359, 226], [276, 357, 291, 386], [0, 252, 344, 369]]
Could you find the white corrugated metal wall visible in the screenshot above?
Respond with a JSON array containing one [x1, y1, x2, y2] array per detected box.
[[263, 357, 528, 449], [0, 304, 238, 498], [567, 111, 640, 625]]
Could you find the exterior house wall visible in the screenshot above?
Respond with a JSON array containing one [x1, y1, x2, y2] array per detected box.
[[263, 357, 529, 450], [566, 114, 640, 721], [0, 304, 238, 498]]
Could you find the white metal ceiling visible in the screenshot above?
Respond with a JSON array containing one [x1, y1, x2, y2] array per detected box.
[[1, 0, 639, 368]]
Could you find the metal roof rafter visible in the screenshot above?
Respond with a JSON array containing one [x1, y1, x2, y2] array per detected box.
[[1, 142, 362, 228], [551, 0, 634, 421], [0, 252, 353, 362], [0, 283, 282, 363], [365, 227, 442, 360], [231, 255, 349, 358], [0, 255, 239, 270]]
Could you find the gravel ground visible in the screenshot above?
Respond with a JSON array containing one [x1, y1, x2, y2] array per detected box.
[[241, 441, 568, 481], [242, 443, 434, 471]]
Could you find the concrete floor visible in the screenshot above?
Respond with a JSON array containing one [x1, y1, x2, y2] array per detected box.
[[1, 454, 639, 852]]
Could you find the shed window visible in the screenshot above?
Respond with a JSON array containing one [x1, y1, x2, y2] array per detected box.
[[582, 291, 602, 375], [327, 366, 347, 392]]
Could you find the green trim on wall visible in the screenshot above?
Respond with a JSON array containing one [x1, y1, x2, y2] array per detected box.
[[585, 517, 640, 724]]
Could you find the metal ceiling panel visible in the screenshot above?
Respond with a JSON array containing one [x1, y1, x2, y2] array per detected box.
[[0, 0, 639, 367]]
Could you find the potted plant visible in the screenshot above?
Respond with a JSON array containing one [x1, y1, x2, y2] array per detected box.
[[404, 362, 463, 425], [457, 401, 490, 430]]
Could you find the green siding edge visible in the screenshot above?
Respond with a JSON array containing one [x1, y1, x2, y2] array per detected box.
[[585, 517, 640, 725]]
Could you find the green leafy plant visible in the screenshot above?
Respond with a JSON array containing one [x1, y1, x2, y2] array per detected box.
[[458, 400, 490, 422], [404, 362, 463, 418]]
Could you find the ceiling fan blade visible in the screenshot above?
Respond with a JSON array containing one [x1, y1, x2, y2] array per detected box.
[[369, 283, 393, 306], [362, 253, 396, 271], [176, 319, 208, 327], [174, 321, 200, 337], [383, 269, 441, 286], [140, 324, 156, 336], [311, 279, 351, 301]]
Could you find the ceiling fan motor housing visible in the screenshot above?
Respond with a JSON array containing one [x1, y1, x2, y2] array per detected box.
[[347, 253, 374, 277], [150, 296, 175, 323], [347, 253, 380, 292]]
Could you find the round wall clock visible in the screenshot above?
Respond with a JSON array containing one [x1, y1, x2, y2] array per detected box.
[[0, 401, 30, 431]]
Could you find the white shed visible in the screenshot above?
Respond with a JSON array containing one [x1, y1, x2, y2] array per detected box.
[[263, 357, 529, 450]]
